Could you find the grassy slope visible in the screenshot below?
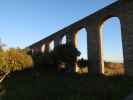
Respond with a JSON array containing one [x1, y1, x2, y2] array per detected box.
[[0, 69, 133, 100], [104, 62, 124, 76]]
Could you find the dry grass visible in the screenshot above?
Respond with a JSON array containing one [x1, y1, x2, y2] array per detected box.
[[0, 69, 133, 100], [104, 62, 125, 76]]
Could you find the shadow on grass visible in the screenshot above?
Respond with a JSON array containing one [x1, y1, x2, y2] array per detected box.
[[0, 69, 133, 100]]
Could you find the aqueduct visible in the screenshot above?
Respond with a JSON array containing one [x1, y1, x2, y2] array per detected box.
[[28, 0, 133, 76]]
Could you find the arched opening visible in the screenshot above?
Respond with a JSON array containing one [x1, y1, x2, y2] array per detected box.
[[41, 44, 45, 53], [100, 17, 124, 76], [31, 49, 34, 54], [76, 28, 88, 74], [61, 35, 66, 44], [49, 41, 54, 51]]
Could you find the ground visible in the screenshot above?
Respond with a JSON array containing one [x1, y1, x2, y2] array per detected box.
[[0, 68, 133, 100]]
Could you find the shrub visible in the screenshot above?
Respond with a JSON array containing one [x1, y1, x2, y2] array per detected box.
[[32, 52, 56, 71], [32, 44, 81, 73], [0, 48, 33, 82], [77, 58, 88, 74]]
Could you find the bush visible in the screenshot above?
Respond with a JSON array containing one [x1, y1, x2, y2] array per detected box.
[[0, 48, 33, 82], [77, 58, 88, 74], [32, 52, 57, 71], [32, 44, 81, 73]]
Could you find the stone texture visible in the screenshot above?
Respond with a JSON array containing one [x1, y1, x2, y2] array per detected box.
[[28, 0, 133, 76]]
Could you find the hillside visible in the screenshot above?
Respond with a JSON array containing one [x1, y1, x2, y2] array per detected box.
[[104, 62, 124, 76], [0, 69, 133, 100]]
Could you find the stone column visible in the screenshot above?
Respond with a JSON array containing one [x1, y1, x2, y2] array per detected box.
[[66, 32, 78, 72], [66, 32, 77, 48], [45, 43, 50, 53], [120, 9, 133, 76], [54, 36, 62, 47], [34, 47, 41, 53], [85, 25, 102, 75], [115, 0, 133, 76]]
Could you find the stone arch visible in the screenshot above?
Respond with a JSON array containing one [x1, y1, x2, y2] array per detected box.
[[99, 16, 124, 75], [76, 27, 88, 73], [41, 44, 45, 53], [61, 35, 66, 44], [76, 27, 88, 59], [49, 40, 54, 51], [99, 14, 117, 27]]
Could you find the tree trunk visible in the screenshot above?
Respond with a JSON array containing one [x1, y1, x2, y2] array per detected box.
[[0, 71, 10, 83]]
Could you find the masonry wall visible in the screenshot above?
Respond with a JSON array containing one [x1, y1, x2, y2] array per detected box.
[[28, 0, 133, 76], [119, 1, 133, 76]]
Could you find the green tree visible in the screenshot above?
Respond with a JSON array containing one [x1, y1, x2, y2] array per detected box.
[[53, 44, 80, 72], [5, 48, 33, 72], [77, 58, 88, 73], [32, 51, 57, 72], [0, 50, 6, 73], [31, 44, 80, 73], [0, 48, 33, 83]]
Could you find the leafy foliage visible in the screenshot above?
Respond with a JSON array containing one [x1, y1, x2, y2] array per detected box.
[[77, 58, 88, 74], [0, 50, 6, 73], [32, 44, 81, 72], [77, 58, 88, 68], [32, 52, 56, 71], [53, 44, 80, 64], [0, 48, 33, 74]]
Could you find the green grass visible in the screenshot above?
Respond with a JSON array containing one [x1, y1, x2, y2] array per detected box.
[[0, 69, 133, 100]]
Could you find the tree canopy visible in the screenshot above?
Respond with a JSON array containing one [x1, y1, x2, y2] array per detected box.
[[53, 44, 80, 64], [0, 48, 33, 77]]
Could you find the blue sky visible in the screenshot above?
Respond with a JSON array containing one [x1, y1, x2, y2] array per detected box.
[[0, 0, 123, 62]]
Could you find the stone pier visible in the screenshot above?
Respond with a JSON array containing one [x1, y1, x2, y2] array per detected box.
[[28, 0, 133, 76]]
